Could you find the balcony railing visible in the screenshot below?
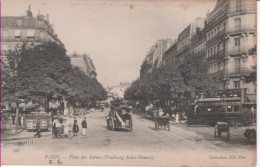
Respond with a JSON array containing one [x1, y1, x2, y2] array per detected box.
[[206, 29, 225, 46], [206, 26, 255, 47], [210, 68, 252, 78], [207, 5, 256, 29], [225, 25, 255, 35], [207, 49, 225, 62], [224, 68, 252, 77], [226, 46, 250, 56]]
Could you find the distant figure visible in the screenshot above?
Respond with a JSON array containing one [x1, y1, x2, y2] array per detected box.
[[73, 121, 79, 137], [149, 103, 153, 110], [251, 106, 256, 123], [21, 114, 24, 127], [18, 114, 21, 126], [12, 114, 15, 125], [63, 119, 69, 136], [81, 117, 87, 136], [34, 120, 41, 138], [145, 105, 150, 113], [52, 123, 58, 138], [175, 113, 180, 123], [158, 107, 164, 117]]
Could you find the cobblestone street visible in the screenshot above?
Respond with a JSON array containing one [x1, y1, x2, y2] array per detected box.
[[2, 108, 256, 166]]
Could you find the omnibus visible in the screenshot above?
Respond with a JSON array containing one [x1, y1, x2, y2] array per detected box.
[[187, 89, 256, 126]]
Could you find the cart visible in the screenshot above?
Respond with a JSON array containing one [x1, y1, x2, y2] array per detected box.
[[155, 116, 170, 131], [214, 122, 230, 140], [107, 105, 133, 132], [243, 125, 256, 144]]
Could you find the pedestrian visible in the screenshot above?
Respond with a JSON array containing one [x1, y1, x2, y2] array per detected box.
[[34, 120, 41, 138], [21, 114, 24, 127], [18, 114, 21, 126], [251, 106, 256, 123], [12, 114, 15, 125], [175, 113, 180, 123], [52, 123, 58, 138], [63, 119, 69, 137], [149, 103, 153, 110], [81, 117, 87, 136], [145, 105, 150, 112], [73, 121, 79, 137], [158, 107, 164, 117]]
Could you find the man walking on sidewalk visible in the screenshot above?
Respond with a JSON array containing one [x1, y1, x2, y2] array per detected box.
[[81, 117, 87, 136], [34, 120, 41, 138]]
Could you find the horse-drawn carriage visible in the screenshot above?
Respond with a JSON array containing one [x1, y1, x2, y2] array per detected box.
[[106, 105, 133, 132], [155, 116, 170, 131], [146, 108, 159, 121]]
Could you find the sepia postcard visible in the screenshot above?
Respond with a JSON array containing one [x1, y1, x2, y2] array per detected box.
[[1, 0, 257, 166]]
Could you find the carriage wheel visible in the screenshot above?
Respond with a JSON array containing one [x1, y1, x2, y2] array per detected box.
[[110, 119, 115, 131], [214, 128, 217, 139], [129, 118, 133, 132], [167, 123, 170, 131]]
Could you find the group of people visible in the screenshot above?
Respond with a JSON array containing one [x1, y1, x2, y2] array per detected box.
[[52, 117, 88, 139], [145, 103, 182, 123]]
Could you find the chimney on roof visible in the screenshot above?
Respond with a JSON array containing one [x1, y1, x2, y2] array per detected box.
[[26, 4, 33, 17]]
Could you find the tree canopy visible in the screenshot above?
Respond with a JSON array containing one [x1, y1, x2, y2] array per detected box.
[[124, 51, 219, 107], [1, 42, 106, 109]]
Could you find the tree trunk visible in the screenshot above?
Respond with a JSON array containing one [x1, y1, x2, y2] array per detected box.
[[15, 102, 19, 135], [45, 99, 49, 113]]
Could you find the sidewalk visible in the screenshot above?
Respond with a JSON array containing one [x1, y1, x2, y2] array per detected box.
[[1, 127, 52, 141]]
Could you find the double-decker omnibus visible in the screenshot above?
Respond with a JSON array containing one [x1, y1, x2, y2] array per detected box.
[[187, 89, 256, 126]]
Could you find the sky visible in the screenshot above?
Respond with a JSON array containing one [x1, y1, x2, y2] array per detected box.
[[2, 0, 216, 87]]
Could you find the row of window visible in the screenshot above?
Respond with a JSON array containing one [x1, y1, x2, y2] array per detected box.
[[207, 43, 224, 58], [12, 18, 54, 34], [208, 3, 229, 23], [207, 18, 242, 41], [204, 105, 240, 112], [208, 61, 224, 74], [207, 37, 241, 58], [1, 30, 45, 39], [207, 22, 225, 41], [193, 42, 206, 54]]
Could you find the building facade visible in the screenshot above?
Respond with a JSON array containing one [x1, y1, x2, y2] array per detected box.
[[162, 41, 178, 71], [140, 39, 172, 78], [1, 6, 64, 61], [176, 18, 205, 61], [69, 53, 97, 78], [190, 27, 207, 60], [205, 0, 256, 94]]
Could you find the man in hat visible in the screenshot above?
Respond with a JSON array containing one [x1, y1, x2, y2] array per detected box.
[[81, 117, 87, 136]]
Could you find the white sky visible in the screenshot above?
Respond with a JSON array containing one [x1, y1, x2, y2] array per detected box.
[[2, 0, 216, 87]]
